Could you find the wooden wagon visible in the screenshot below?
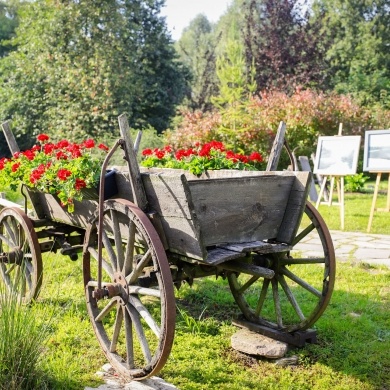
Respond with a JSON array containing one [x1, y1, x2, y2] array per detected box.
[[0, 116, 335, 381]]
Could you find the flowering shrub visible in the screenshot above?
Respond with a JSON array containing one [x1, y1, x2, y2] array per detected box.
[[140, 140, 265, 175], [0, 134, 109, 212]]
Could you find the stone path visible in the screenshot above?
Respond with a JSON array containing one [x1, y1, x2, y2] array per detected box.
[[300, 230, 390, 268], [85, 230, 390, 390]]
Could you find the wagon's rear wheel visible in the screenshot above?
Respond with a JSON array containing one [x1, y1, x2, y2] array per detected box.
[[0, 207, 42, 303], [83, 199, 175, 381], [228, 202, 335, 332]]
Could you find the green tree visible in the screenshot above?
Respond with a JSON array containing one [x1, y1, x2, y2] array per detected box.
[[312, 0, 390, 107], [0, 0, 20, 58], [0, 0, 187, 157], [175, 14, 219, 111], [242, 0, 330, 92], [211, 39, 256, 148]]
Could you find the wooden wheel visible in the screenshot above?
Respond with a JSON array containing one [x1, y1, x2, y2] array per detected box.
[[0, 207, 42, 303], [228, 202, 335, 332], [83, 199, 176, 381]]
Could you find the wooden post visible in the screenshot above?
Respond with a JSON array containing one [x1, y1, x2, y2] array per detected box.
[[1, 121, 20, 155], [266, 121, 286, 171], [117, 114, 148, 211]]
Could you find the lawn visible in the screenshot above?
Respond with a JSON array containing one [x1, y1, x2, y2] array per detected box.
[[0, 185, 389, 389]]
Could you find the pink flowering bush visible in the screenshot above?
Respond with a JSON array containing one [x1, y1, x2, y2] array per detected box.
[[141, 140, 265, 175], [0, 134, 110, 211]]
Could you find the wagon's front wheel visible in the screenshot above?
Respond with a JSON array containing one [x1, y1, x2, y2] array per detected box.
[[0, 207, 42, 303], [228, 202, 335, 332], [83, 199, 175, 381]]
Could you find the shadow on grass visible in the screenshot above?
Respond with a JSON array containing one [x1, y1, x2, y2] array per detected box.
[[174, 265, 390, 389]]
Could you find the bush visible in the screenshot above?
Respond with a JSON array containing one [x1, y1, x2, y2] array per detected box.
[[164, 88, 390, 161], [344, 173, 369, 193]]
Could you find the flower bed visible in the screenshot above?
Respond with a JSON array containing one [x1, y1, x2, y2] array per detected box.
[[0, 134, 109, 212], [140, 140, 265, 175]]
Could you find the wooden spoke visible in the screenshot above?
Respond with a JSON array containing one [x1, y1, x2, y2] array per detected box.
[[238, 275, 260, 294], [88, 246, 114, 277], [127, 249, 151, 284], [123, 222, 136, 276], [3, 219, 17, 244], [110, 303, 124, 353], [127, 303, 152, 364], [129, 295, 160, 337], [277, 275, 305, 321], [255, 278, 270, 316], [271, 278, 283, 328], [281, 267, 322, 298], [95, 298, 117, 323], [124, 307, 134, 368], [110, 209, 125, 271], [279, 257, 326, 265], [102, 230, 118, 272]]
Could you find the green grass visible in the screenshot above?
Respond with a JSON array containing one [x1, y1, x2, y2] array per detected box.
[[313, 189, 389, 233], [12, 253, 386, 390], [0, 185, 389, 389]]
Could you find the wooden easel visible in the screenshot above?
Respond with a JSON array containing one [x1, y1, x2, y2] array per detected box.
[[367, 172, 390, 232], [315, 175, 345, 230], [314, 124, 346, 230]]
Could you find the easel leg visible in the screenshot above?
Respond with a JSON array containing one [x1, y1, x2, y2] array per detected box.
[[367, 173, 381, 233], [328, 176, 335, 206], [339, 176, 345, 230], [386, 174, 390, 212], [316, 175, 328, 209]]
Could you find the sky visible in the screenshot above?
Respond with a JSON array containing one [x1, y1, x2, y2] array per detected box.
[[160, 0, 233, 41]]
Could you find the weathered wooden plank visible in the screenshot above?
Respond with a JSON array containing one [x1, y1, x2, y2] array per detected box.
[[1, 121, 20, 155], [220, 261, 275, 279], [276, 172, 311, 244], [218, 241, 273, 253], [266, 121, 286, 171], [205, 248, 246, 265], [117, 114, 148, 211], [189, 175, 294, 247], [34, 192, 97, 228]]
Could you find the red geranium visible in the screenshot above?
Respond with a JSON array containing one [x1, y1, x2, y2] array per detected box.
[[0, 133, 111, 212], [37, 133, 50, 142]]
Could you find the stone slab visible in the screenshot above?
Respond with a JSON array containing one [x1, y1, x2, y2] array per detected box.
[[231, 328, 288, 359]]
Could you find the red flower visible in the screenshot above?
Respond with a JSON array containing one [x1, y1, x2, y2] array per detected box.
[[56, 140, 70, 149], [83, 139, 95, 149], [98, 143, 109, 151], [37, 134, 50, 142], [0, 158, 7, 170], [75, 178, 87, 190], [225, 151, 238, 162], [249, 152, 263, 163], [56, 151, 68, 160], [57, 169, 72, 181], [44, 143, 56, 155], [142, 148, 153, 156], [155, 150, 165, 159], [11, 163, 20, 172], [23, 150, 36, 161]]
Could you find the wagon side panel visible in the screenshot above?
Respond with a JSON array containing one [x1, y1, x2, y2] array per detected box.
[[276, 171, 311, 244], [141, 173, 206, 260], [32, 192, 97, 228], [188, 175, 295, 246]]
